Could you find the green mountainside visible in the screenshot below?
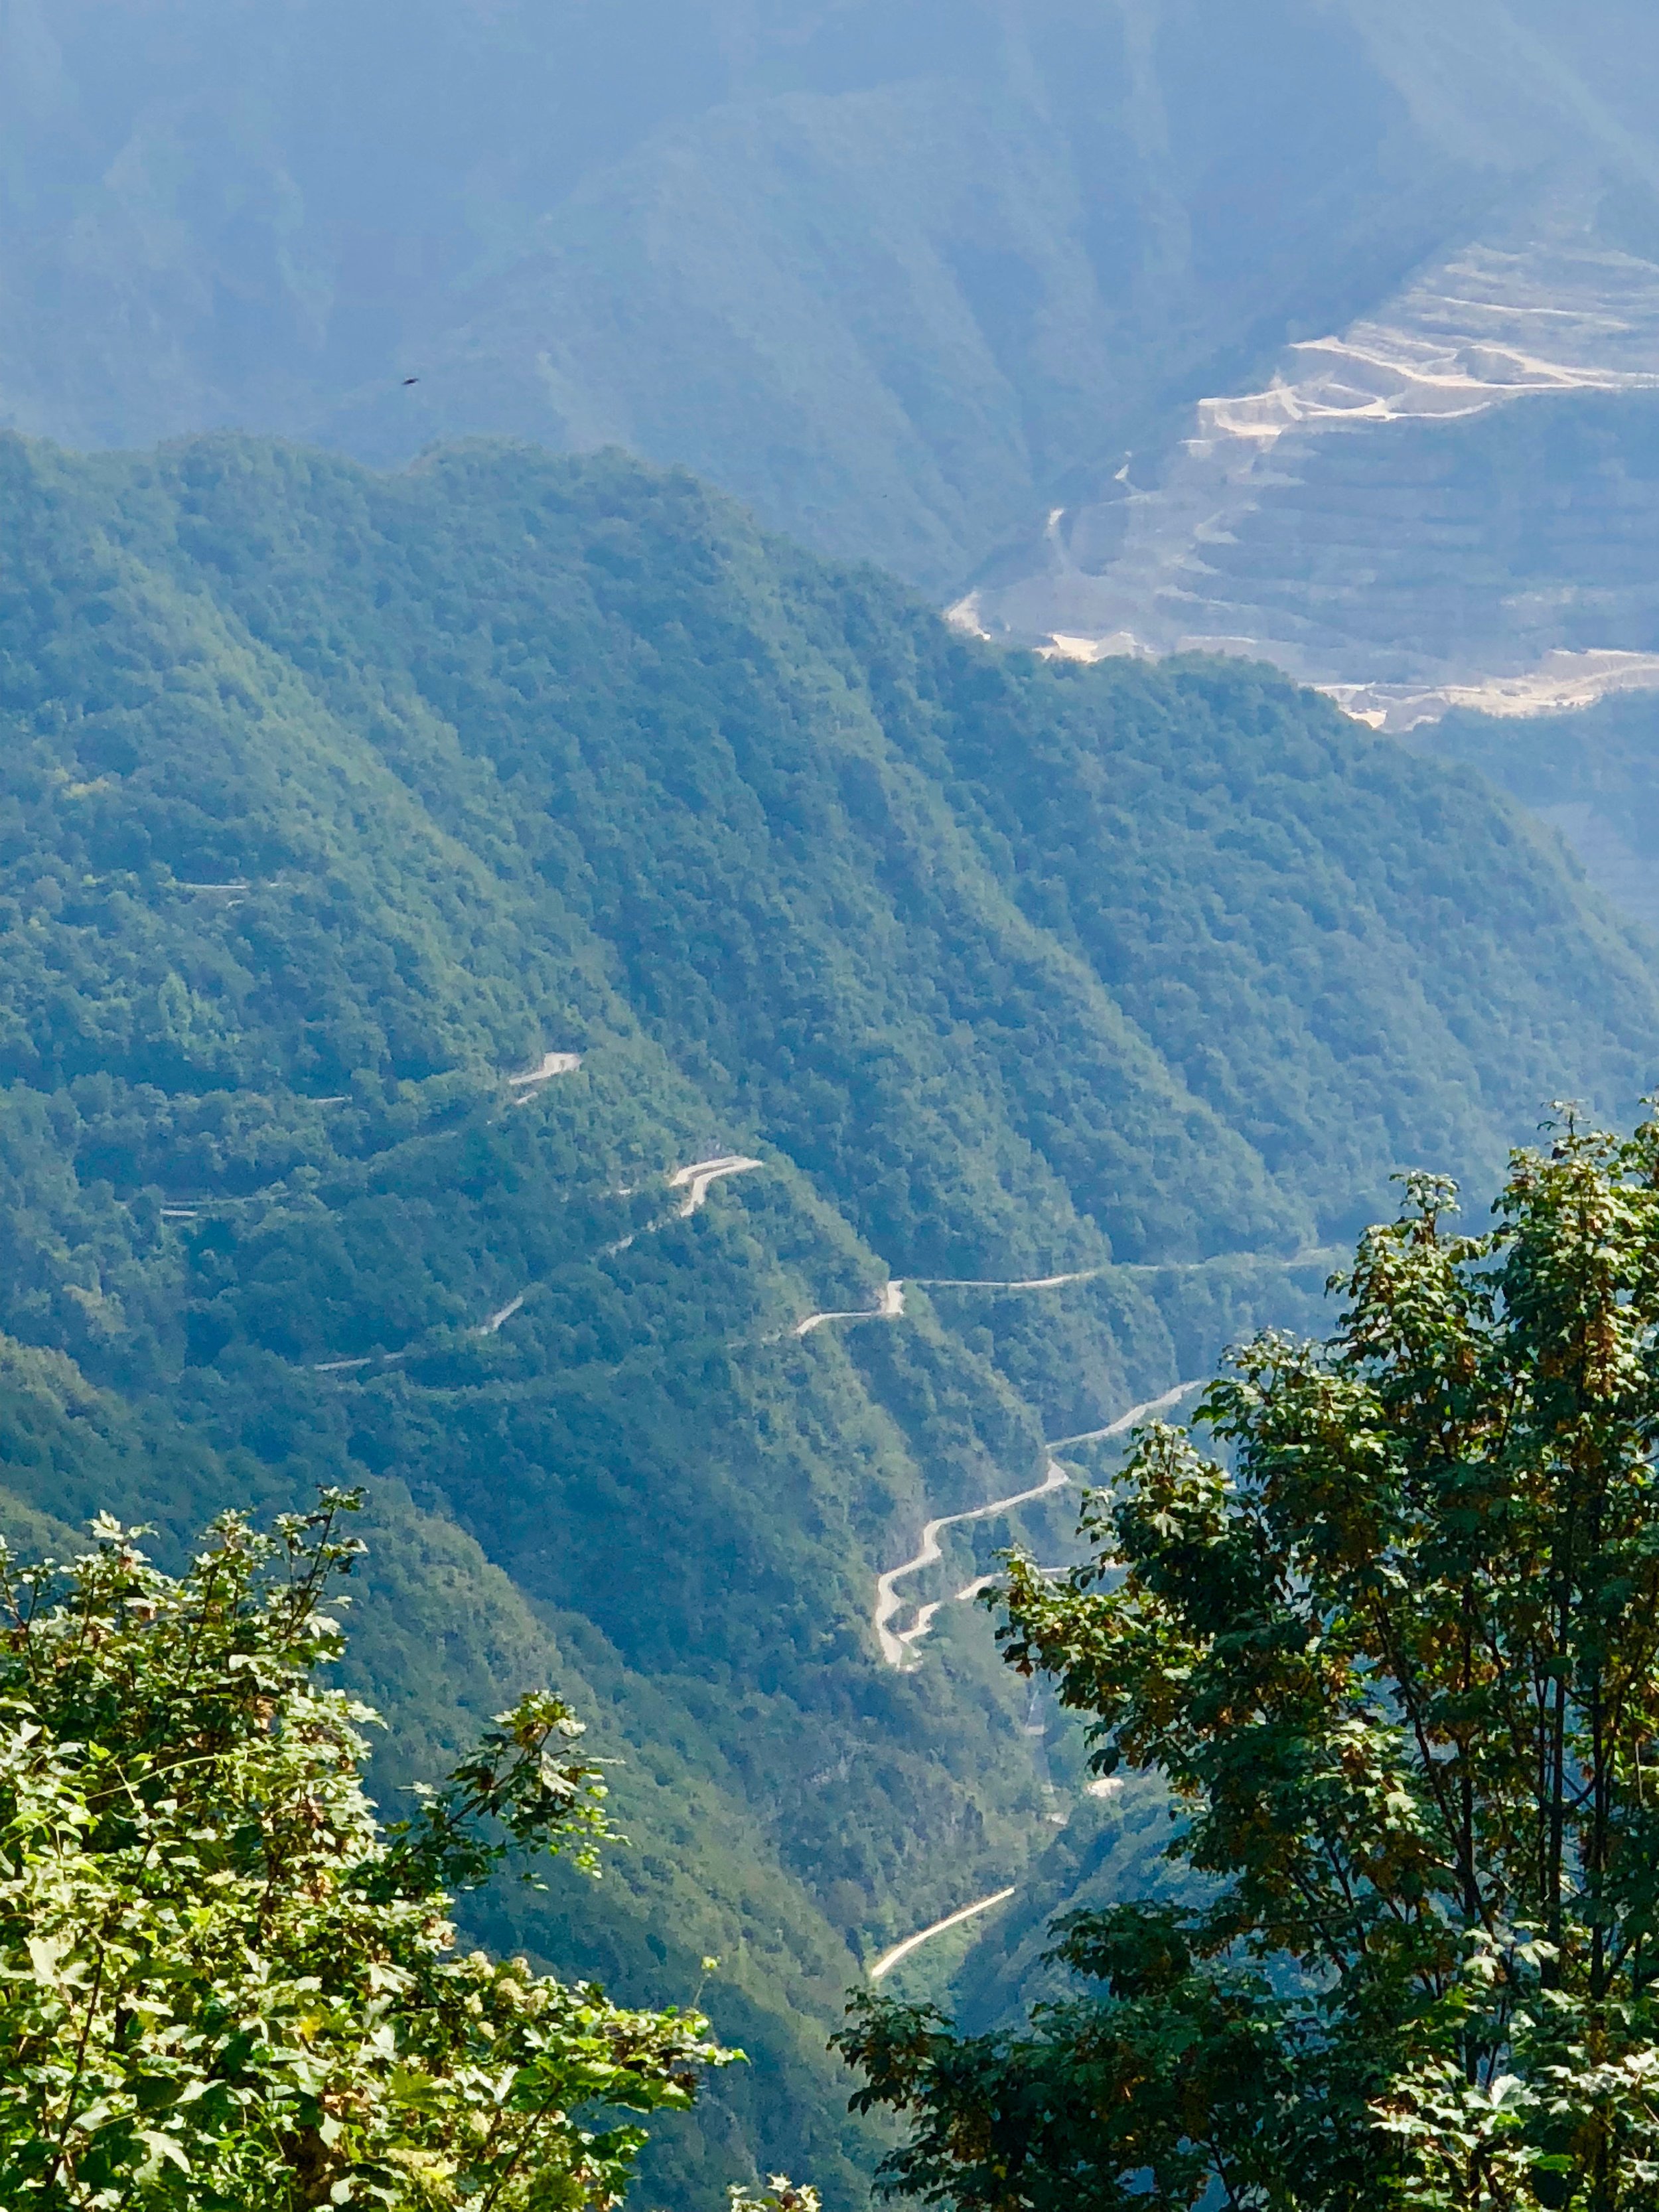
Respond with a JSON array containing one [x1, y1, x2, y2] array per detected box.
[[1, 430, 1656, 2203]]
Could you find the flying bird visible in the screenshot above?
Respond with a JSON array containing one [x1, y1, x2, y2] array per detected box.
[[402, 376, 419, 386]]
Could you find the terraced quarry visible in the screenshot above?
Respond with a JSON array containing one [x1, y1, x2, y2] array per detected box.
[[962, 223, 1659, 723]]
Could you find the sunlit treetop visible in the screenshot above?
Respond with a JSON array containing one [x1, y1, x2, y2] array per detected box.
[[0, 1489, 733, 2211]]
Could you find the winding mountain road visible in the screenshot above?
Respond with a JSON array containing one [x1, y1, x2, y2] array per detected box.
[[873, 1379, 1206, 1668], [912, 1268, 1103, 1291], [864, 1380, 1210, 1978], [875, 1456, 1072, 1666], [794, 1280, 906, 1335], [508, 1050, 583, 1090], [480, 1291, 525, 1335], [792, 1262, 1109, 1339], [669, 1155, 763, 1216], [868, 1886, 1017, 1981], [1048, 1377, 1204, 1449], [295, 1104, 1237, 1974], [477, 1155, 765, 1333]]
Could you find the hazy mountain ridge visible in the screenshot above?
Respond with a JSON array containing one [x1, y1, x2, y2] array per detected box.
[[16, 0, 1659, 686], [0, 0, 1498, 593], [964, 2, 1659, 697], [1411, 686, 1659, 937], [970, 213, 1659, 703]]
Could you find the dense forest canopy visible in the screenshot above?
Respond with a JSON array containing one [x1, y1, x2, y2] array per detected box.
[[1421, 691, 1659, 938], [0, 429, 1655, 2202], [0, 1492, 733, 2210]]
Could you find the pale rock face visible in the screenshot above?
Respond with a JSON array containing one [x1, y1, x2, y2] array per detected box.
[[958, 217, 1659, 725]]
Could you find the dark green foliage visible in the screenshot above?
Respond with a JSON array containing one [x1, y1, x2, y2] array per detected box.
[[0, 1496, 730, 2210], [841, 1907, 1292, 2212], [0, 430, 1656, 2202], [843, 1117, 1659, 2210], [2, 432, 1650, 1258]]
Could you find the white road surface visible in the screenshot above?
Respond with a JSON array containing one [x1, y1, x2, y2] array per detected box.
[[912, 1268, 1103, 1291], [792, 1262, 1104, 1338], [868, 1886, 1018, 1980], [874, 1380, 1206, 1667], [794, 1280, 906, 1335], [669, 1155, 763, 1217], [1047, 1378, 1204, 1449], [480, 1291, 526, 1335], [875, 1457, 1072, 1667], [477, 1154, 764, 1331], [508, 1051, 583, 1088]]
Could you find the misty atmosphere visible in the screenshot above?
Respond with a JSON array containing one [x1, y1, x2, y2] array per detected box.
[[4, 7, 1659, 2209]]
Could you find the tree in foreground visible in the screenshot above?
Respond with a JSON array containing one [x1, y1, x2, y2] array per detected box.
[[0, 1490, 731, 2209], [839, 1113, 1659, 2212]]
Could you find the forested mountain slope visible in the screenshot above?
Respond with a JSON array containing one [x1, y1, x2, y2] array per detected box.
[[0, 431, 1655, 2203]]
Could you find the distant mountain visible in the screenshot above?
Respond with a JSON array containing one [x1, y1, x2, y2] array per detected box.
[[17, 0, 1659, 698], [1, 431, 1656, 2203], [960, 4, 1659, 705], [1413, 687, 1659, 937], [0, 0, 1538, 596], [964, 215, 1659, 712]]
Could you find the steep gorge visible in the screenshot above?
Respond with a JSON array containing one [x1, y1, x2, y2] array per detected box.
[[0, 431, 1654, 2203]]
